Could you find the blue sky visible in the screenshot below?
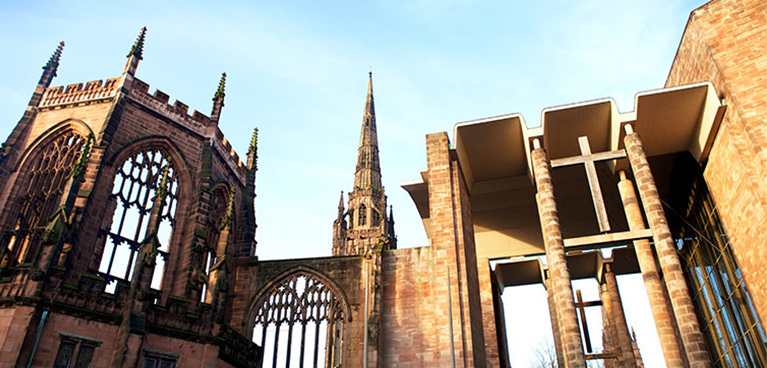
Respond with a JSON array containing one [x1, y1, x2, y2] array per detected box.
[[0, 0, 707, 366]]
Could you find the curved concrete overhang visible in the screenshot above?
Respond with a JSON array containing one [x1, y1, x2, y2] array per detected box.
[[402, 82, 724, 259]]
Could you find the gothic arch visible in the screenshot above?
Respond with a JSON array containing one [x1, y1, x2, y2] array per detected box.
[[247, 265, 353, 331], [0, 122, 91, 266], [95, 136, 192, 293], [247, 265, 352, 367], [12, 119, 94, 172]]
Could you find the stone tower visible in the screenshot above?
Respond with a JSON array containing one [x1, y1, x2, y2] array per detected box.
[[0, 29, 261, 367], [333, 72, 396, 256]]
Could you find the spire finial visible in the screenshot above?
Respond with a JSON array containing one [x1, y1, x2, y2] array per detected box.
[[337, 191, 345, 218], [43, 41, 65, 73], [128, 27, 147, 60], [246, 127, 259, 171], [213, 72, 226, 102]]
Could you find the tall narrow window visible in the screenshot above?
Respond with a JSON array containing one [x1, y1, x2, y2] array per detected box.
[[672, 170, 767, 367], [253, 271, 346, 367], [358, 204, 367, 227], [1, 131, 85, 267], [99, 149, 178, 292], [371, 209, 380, 227]]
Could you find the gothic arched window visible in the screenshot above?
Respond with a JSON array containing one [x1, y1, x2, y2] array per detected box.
[[99, 149, 178, 292], [1, 131, 86, 267], [358, 204, 367, 227], [253, 271, 346, 367]]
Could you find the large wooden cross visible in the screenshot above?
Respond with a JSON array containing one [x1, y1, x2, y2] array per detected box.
[[550, 136, 626, 232], [575, 289, 602, 353]]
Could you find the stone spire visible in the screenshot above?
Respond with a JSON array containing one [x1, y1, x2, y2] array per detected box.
[[124, 27, 147, 75], [40, 41, 64, 87], [387, 205, 396, 243], [337, 191, 345, 219], [353, 71, 382, 191], [211, 72, 226, 124], [333, 72, 393, 256], [246, 127, 258, 171]]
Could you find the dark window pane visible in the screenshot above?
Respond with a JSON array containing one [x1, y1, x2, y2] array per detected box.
[[143, 357, 158, 368], [73, 345, 94, 368], [54, 341, 76, 368]]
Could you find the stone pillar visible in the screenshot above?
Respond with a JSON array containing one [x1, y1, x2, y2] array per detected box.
[[600, 281, 622, 368], [545, 273, 566, 368], [623, 125, 712, 368], [604, 263, 637, 368], [617, 170, 686, 368], [532, 139, 585, 368]]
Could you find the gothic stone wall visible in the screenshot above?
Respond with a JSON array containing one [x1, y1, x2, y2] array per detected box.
[[666, 0, 767, 325], [233, 256, 370, 366], [0, 70, 256, 367]]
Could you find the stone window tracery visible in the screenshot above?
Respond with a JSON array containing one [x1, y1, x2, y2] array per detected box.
[[253, 271, 345, 367], [99, 148, 178, 292], [1, 131, 86, 267]]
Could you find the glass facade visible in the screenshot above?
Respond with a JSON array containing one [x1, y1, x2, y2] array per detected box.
[[672, 174, 767, 368]]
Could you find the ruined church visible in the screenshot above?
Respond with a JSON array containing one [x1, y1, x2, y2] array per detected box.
[[0, 0, 766, 367]]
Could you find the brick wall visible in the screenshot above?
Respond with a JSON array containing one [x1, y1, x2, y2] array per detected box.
[[379, 132, 488, 367], [666, 0, 767, 325]]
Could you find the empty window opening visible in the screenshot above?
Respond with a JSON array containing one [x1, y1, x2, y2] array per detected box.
[[253, 271, 345, 367], [99, 149, 178, 293]]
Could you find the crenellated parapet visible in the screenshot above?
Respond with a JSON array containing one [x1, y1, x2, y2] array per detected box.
[[127, 78, 247, 184], [128, 78, 210, 133], [211, 127, 247, 185], [39, 77, 120, 108]]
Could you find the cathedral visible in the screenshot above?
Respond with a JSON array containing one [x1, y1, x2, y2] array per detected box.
[[0, 0, 766, 367]]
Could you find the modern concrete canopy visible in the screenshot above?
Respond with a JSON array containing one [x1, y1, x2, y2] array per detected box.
[[403, 82, 724, 261]]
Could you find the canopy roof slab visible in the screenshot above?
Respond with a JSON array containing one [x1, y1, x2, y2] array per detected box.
[[403, 82, 725, 260]]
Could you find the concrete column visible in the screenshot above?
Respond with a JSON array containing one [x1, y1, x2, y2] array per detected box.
[[604, 263, 637, 368], [532, 140, 585, 368], [617, 170, 686, 367], [546, 273, 566, 368], [623, 125, 712, 368], [600, 281, 622, 368]]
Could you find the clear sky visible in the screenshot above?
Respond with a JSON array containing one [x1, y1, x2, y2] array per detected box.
[[0, 0, 708, 366]]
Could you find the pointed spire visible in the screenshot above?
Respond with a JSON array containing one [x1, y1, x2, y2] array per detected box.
[[128, 27, 147, 60], [43, 41, 65, 74], [337, 191, 345, 219], [246, 127, 258, 171], [354, 71, 382, 190], [213, 72, 226, 102], [37, 41, 65, 88], [364, 70, 375, 122], [124, 27, 147, 75], [210, 72, 226, 124], [388, 205, 396, 239]]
